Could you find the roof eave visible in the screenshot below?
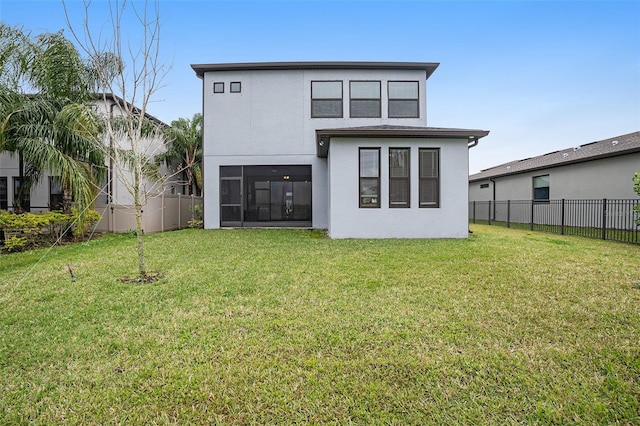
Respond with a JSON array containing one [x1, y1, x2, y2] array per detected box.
[[191, 61, 440, 80], [469, 147, 640, 182], [316, 128, 490, 158]]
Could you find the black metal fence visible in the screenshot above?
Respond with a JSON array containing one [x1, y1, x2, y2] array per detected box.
[[469, 199, 640, 244]]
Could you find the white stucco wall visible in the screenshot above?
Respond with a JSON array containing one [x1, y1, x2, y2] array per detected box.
[[201, 67, 431, 231], [328, 137, 470, 238]]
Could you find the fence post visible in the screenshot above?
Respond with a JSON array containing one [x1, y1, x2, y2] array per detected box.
[[161, 193, 165, 232], [507, 200, 511, 228], [488, 200, 492, 225], [530, 200, 534, 231], [561, 199, 565, 235], [472, 201, 476, 224], [178, 193, 182, 230], [601, 198, 607, 240]]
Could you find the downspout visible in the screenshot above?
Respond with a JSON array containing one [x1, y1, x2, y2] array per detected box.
[[468, 136, 479, 232]]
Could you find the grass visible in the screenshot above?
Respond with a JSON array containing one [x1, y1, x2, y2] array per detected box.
[[472, 219, 640, 244], [1, 225, 639, 424]]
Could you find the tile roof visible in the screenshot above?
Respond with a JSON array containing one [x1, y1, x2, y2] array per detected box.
[[469, 131, 640, 181]]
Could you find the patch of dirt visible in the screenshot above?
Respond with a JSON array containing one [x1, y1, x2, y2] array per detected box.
[[118, 271, 165, 284]]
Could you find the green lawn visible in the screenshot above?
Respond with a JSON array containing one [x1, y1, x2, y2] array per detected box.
[[1, 225, 639, 424]]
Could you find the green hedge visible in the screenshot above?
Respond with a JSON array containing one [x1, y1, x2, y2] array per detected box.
[[0, 209, 101, 252]]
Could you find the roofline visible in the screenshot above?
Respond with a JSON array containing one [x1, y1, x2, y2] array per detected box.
[[96, 93, 168, 127], [469, 146, 640, 182], [315, 127, 489, 158], [191, 61, 440, 79]]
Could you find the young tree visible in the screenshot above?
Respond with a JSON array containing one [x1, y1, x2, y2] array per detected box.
[[64, 0, 171, 279], [156, 113, 203, 195]]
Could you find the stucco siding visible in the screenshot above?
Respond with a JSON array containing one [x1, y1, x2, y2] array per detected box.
[[469, 153, 640, 202], [201, 67, 432, 233], [328, 137, 469, 238]]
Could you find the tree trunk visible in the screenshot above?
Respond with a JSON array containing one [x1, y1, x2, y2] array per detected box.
[[62, 181, 73, 215], [134, 160, 146, 278], [135, 199, 146, 277]]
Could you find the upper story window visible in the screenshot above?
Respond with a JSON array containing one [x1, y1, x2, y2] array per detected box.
[[311, 81, 343, 118], [213, 82, 224, 93], [359, 148, 380, 208], [388, 81, 419, 118], [533, 175, 550, 201], [350, 81, 381, 118], [230, 82, 241, 93], [419, 148, 439, 208]]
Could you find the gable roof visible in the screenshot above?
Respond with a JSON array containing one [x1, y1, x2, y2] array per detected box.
[[469, 131, 640, 182], [315, 125, 490, 158], [191, 61, 440, 80]]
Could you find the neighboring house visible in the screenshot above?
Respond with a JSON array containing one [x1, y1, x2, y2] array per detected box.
[[469, 131, 640, 202], [191, 61, 489, 238], [0, 94, 200, 233]]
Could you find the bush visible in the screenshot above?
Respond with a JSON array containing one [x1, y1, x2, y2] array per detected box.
[[187, 204, 204, 229], [3, 235, 28, 252], [0, 209, 102, 253]]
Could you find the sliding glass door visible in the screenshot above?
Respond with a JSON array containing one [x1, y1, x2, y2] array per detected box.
[[220, 165, 312, 227]]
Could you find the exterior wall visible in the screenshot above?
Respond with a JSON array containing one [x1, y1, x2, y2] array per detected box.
[[203, 154, 329, 229], [329, 137, 469, 238], [469, 153, 640, 202], [202, 67, 429, 230]]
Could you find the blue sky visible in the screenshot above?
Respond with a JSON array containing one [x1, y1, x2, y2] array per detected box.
[[1, 0, 639, 173]]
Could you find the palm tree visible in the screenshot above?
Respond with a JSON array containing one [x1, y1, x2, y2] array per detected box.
[[0, 25, 104, 215], [157, 113, 203, 195]]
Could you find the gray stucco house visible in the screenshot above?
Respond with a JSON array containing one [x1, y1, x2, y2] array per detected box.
[[469, 131, 640, 202], [191, 61, 489, 238]]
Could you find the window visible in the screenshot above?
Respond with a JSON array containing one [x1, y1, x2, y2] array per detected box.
[[13, 177, 30, 212], [359, 148, 380, 208], [0, 177, 7, 210], [533, 175, 550, 201], [419, 148, 439, 208], [49, 177, 64, 210], [389, 148, 410, 208], [311, 81, 342, 118], [388, 81, 419, 118], [350, 81, 381, 118], [480, 183, 489, 189], [230, 81, 241, 93], [213, 82, 224, 93]]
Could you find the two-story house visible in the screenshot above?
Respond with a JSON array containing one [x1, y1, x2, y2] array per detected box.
[[0, 94, 199, 233], [191, 61, 489, 238]]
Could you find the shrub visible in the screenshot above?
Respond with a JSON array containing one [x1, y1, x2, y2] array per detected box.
[[187, 204, 204, 229], [0, 209, 102, 252], [3, 235, 28, 252]]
